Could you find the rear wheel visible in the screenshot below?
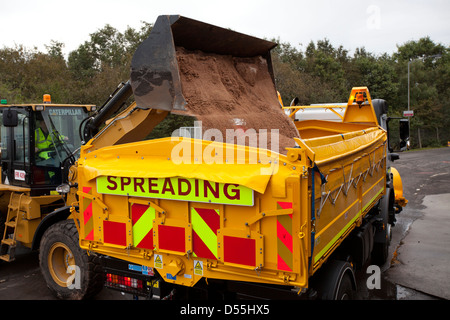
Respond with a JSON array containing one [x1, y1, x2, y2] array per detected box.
[[312, 260, 356, 300], [39, 220, 105, 299], [372, 189, 394, 266], [335, 273, 354, 300]]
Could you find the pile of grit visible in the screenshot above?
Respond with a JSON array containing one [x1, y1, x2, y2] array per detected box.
[[175, 47, 299, 155]]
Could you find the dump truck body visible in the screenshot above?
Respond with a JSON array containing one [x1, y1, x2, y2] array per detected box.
[[75, 89, 390, 294], [0, 15, 407, 300], [71, 16, 408, 299]]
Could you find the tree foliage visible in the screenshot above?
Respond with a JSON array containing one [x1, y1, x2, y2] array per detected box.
[[0, 22, 448, 148], [272, 36, 449, 148]]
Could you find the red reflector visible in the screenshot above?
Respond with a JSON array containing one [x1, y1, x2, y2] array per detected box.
[[106, 273, 143, 289], [158, 225, 186, 253], [223, 236, 256, 267], [103, 221, 127, 246]]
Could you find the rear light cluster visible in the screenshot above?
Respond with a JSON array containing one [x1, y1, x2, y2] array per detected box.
[[106, 273, 144, 290]]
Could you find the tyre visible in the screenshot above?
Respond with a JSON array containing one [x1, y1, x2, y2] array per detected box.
[[335, 273, 354, 300], [372, 189, 394, 266], [39, 220, 105, 300], [372, 229, 390, 266], [312, 260, 356, 300]]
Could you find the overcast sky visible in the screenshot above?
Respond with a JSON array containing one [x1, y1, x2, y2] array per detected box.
[[1, 0, 449, 57]]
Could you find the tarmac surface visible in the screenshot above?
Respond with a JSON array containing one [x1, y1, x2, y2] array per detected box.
[[386, 193, 450, 299], [383, 147, 450, 300], [0, 248, 128, 300], [0, 147, 448, 300]]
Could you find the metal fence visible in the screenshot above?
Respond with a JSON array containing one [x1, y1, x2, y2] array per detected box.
[[389, 120, 450, 150]]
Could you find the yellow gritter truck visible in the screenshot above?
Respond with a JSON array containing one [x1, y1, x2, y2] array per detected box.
[[65, 15, 409, 299]]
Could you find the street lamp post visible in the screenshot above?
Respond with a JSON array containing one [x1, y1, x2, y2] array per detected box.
[[408, 60, 410, 112], [407, 59, 411, 146], [407, 54, 441, 148]]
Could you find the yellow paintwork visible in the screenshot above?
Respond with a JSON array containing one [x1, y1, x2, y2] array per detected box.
[[75, 87, 390, 290], [343, 87, 379, 125], [0, 188, 62, 248], [391, 167, 408, 208], [89, 104, 169, 151], [80, 137, 283, 194]]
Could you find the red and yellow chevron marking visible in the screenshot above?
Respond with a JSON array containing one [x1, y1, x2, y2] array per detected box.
[[131, 203, 156, 250], [277, 201, 293, 272], [191, 208, 220, 260], [82, 187, 94, 241]]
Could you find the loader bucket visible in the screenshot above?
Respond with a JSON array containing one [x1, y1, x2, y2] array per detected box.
[[130, 15, 277, 112]]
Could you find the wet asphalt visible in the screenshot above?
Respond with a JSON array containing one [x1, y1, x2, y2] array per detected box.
[[0, 148, 449, 301]]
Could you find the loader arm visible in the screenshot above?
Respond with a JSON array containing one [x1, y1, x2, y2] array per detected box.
[[84, 100, 169, 151]]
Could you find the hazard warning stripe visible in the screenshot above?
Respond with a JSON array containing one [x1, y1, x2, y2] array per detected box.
[[192, 231, 216, 260], [191, 208, 220, 260], [82, 187, 94, 241], [277, 219, 293, 252], [131, 203, 156, 250], [276, 201, 293, 272]]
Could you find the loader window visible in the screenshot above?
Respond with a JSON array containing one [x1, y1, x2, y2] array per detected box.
[[44, 107, 85, 154], [0, 111, 30, 163], [33, 107, 88, 185], [15, 113, 30, 163]]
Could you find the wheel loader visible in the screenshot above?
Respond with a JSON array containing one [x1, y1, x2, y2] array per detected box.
[[0, 96, 107, 298]]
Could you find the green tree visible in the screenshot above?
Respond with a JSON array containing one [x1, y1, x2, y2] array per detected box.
[[66, 22, 153, 105], [45, 40, 65, 59], [349, 49, 398, 105], [68, 22, 152, 79], [394, 37, 450, 147], [303, 39, 349, 100], [0, 44, 75, 103], [272, 39, 344, 105]]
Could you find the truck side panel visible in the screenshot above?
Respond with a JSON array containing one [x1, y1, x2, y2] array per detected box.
[[306, 125, 387, 271]]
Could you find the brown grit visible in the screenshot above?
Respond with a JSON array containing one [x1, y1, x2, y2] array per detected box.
[[174, 47, 299, 155]]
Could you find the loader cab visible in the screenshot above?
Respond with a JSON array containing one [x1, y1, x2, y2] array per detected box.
[[0, 102, 95, 196]]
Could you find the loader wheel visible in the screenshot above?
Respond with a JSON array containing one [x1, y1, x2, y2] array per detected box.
[[39, 220, 105, 300]]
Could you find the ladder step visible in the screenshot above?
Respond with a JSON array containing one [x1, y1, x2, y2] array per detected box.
[[5, 221, 16, 228], [1, 238, 16, 246], [0, 254, 14, 262]]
